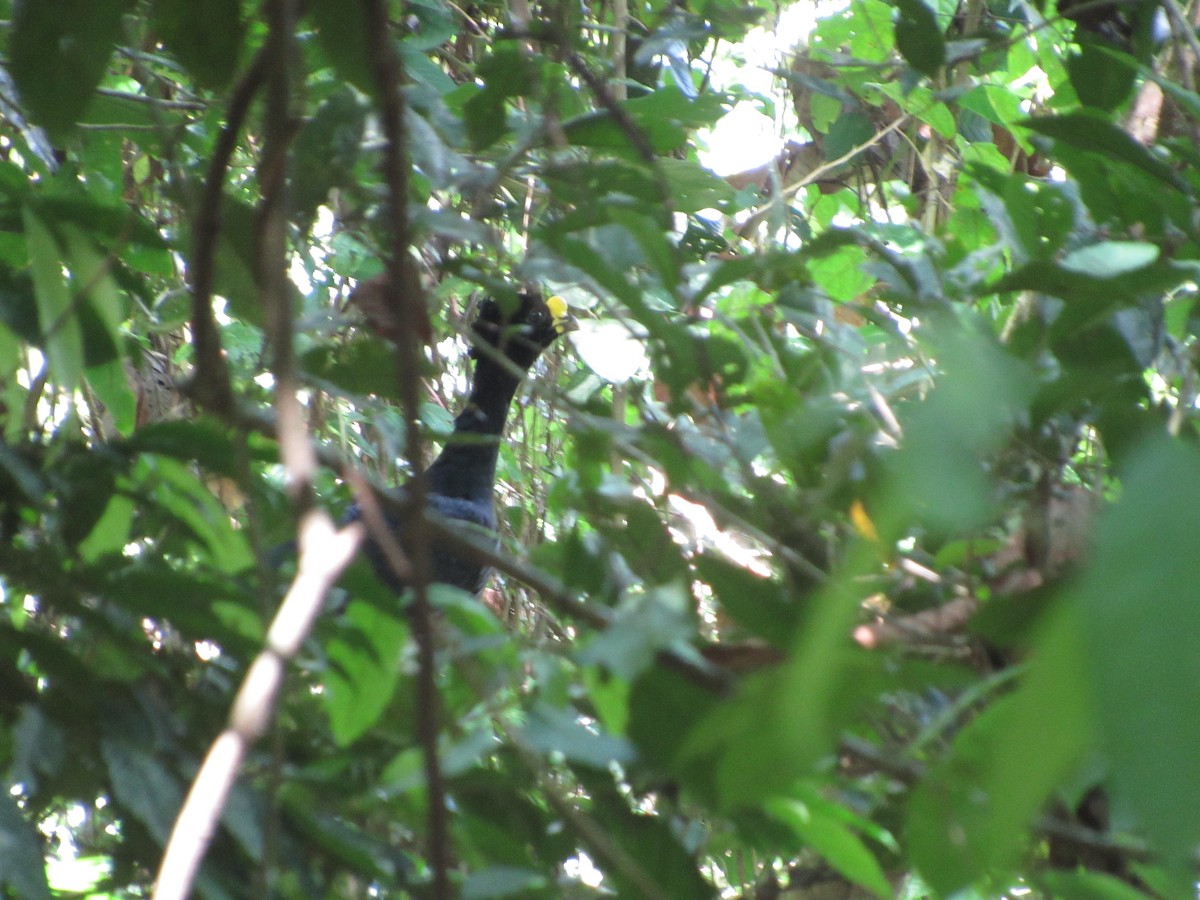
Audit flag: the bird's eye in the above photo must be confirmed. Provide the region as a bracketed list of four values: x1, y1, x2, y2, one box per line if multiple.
[528, 308, 548, 327]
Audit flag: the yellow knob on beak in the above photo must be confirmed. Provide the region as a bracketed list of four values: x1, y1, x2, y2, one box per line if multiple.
[547, 295, 578, 334]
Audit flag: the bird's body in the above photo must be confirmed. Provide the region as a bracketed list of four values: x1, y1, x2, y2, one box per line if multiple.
[358, 291, 573, 595]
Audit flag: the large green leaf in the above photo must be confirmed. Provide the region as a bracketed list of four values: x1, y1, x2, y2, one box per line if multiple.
[1073, 437, 1200, 870]
[563, 88, 726, 157]
[307, 0, 375, 95]
[517, 702, 635, 768]
[1068, 40, 1137, 111]
[22, 206, 84, 390]
[765, 796, 891, 897]
[1022, 112, 1186, 190]
[301, 339, 403, 399]
[101, 737, 184, 844]
[291, 88, 369, 230]
[894, 0, 946, 77]
[150, 0, 244, 89]
[324, 601, 409, 746]
[463, 44, 538, 150]
[0, 793, 50, 900]
[660, 158, 736, 212]
[907, 608, 1090, 894]
[9, 0, 128, 139]
[140, 455, 254, 574]
[886, 332, 1037, 539]
[1060, 240, 1159, 277]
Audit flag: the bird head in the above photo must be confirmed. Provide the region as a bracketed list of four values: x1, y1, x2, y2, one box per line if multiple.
[469, 290, 576, 368]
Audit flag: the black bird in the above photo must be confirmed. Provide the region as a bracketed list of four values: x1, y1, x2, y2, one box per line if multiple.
[358, 290, 574, 596]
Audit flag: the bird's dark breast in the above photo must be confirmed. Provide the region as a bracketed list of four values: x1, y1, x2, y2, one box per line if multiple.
[351, 494, 498, 597]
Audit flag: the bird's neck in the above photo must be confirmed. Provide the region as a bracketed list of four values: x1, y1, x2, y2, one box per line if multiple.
[425, 355, 525, 500]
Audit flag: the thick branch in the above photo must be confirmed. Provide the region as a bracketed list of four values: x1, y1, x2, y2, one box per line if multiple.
[153, 514, 363, 900]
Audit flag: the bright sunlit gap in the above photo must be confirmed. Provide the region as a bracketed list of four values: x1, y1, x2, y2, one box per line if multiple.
[698, 2, 846, 177]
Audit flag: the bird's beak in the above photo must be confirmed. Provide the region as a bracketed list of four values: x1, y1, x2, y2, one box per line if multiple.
[548, 295, 578, 334]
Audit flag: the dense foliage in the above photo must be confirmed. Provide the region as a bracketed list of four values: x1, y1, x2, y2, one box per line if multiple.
[2, 0, 1199, 896]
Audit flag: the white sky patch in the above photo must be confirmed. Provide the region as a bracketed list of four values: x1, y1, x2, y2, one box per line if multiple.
[568, 319, 650, 384]
[701, 103, 781, 176]
[289, 205, 336, 296]
[699, 1, 846, 176]
[563, 852, 604, 888]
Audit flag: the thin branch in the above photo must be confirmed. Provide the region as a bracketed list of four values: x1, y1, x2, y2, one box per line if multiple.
[345, 468, 414, 586]
[411, 506, 734, 694]
[360, 1, 452, 894]
[95, 86, 207, 110]
[187, 44, 270, 416]
[1161, 0, 1200, 91]
[736, 112, 914, 239]
[610, 0, 629, 102]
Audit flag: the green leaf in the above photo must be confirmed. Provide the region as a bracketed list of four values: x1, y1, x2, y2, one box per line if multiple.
[141, 455, 254, 574]
[966, 168, 1077, 262]
[1022, 112, 1187, 190]
[212, 198, 263, 326]
[563, 88, 726, 157]
[292, 88, 369, 229]
[823, 110, 875, 163]
[894, 0, 946, 77]
[324, 601, 409, 746]
[10, 705, 66, 792]
[1068, 41, 1136, 111]
[579, 769, 717, 898]
[807, 245, 873, 301]
[0, 269, 40, 345]
[463, 45, 537, 150]
[128, 419, 253, 476]
[307, 0, 375, 95]
[77, 493, 136, 561]
[989, 258, 1196, 306]
[517, 702, 635, 768]
[0, 793, 51, 900]
[1074, 437, 1200, 867]
[10, 0, 128, 139]
[907, 607, 1090, 894]
[0, 442, 47, 502]
[462, 867, 548, 899]
[607, 205, 679, 289]
[694, 554, 800, 645]
[60, 224, 137, 431]
[404, 0, 459, 52]
[23, 205, 84, 389]
[85, 360, 135, 435]
[886, 333, 1036, 539]
[151, 0, 244, 88]
[1060, 240, 1159, 277]
[539, 231, 643, 307]
[544, 160, 662, 207]
[301, 339, 402, 399]
[101, 738, 184, 843]
[577, 582, 694, 679]
[660, 157, 736, 212]
[765, 797, 891, 897]
[1036, 870, 1151, 900]
[104, 563, 260, 649]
